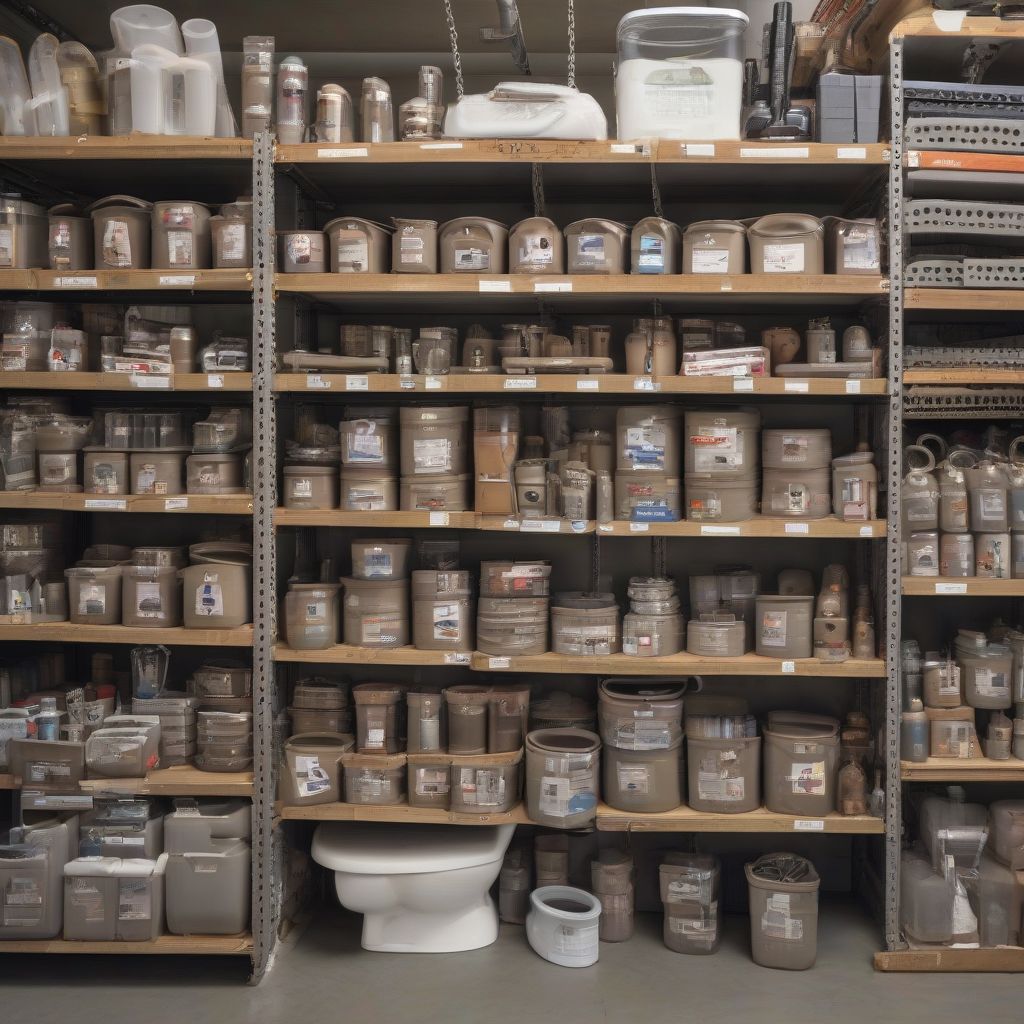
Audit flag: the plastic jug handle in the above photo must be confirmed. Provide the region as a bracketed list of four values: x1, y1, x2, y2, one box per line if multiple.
[904, 444, 935, 474]
[1010, 436, 1024, 464]
[916, 433, 947, 461]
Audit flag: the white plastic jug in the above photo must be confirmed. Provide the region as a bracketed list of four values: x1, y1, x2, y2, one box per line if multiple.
[27, 34, 69, 136]
[902, 445, 939, 532]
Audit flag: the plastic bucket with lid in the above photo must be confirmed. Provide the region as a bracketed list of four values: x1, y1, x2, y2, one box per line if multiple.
[284, 465, 337, 509]
[130, 452, 185, 496]
[339, 467, 397, 511]
[151, 201, 212, 270]
[341, 577, 408, 648]
[509, 216, 565, 275]
[210, 214, 251, 269]
[122, 564, 181, 627]
[407, 753, 452, 808]
[187, 454, 244, 495]
[324, 216, 391, 273]
[352, 683, 404, 754]
[342, 752, 406, 805]
[602, 741, 683, 812]
[88, 195, 152, 269]
[66, 564, 123, 624]
[182, 543, 252, 629]
[444, 685, 491, 755]
[439, 216, 508, 274]
[755, 595, 813, 658]
[47, 204, 92, 271]
[407, 691, 446, 754]
[685, 477, 758, 522]
[400, 406, 470, 477]
[339, 417, 396, 468]
[598, 679, 687, 750]
[565, 218, 628, 274]
[762, 712, 839, 816]
[551, 595, 621, 656]
[280, 732, 353, 805]
[400, 474, 470, 512]
[685, 409, 760, 481]
[686, 733, 761, 813]
[392, 217, 438, 274]
[746, 853, 820, 970]
[525, 728, 601, 828]
[448, 749, 521, 813]
[351, 538, 412, 581]
[284, 583, 340, 650]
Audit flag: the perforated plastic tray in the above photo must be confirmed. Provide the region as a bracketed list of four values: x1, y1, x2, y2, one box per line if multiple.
[905, 118, 1024, 154]
[905, 256, 964, 287]
[905, 200, 1024, 241]
[905, 255, 1024, 288]
[904, 386, 1024, 419]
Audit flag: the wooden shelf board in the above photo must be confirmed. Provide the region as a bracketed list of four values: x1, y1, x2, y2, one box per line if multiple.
[900, 758, 1024, 783]
[902, 577, 1024, 597]
[0, 774, 15, 790]
[77, 766, 253, 797]
[0, 622, 254, 646]
[893, 13, 1024, 41]
[0, 493, 253, 515]
[275, 139, 889, 167]
[904, 370, 1024, 385]
[0, 372, 252, 392]
[0, 269, 252, 292]
[596, 804, 884, 833]
[274, 645, 884, 677]
[277, 802, 531, 825]
[272, 372, 885, 397]
[275, 273, 888, 305]
[905, 289, 1024, 311]
[874, 946, 1024, 973]
[0, 136, 253, 160]
[274, 509, 884, 539]
[0, 934, 253, 956]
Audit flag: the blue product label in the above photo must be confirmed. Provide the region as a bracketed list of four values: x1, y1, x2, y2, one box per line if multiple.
[568, 790, 598, 814]
[631, 504, 680, 523]
[636, 234, 665, 273]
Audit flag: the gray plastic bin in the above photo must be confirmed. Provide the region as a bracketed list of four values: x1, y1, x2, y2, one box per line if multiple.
[746, 853, 820, 970]
[165, 839, 250, 935]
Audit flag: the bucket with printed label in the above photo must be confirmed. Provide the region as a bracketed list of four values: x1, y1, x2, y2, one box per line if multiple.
[745, 853, 820, 970]
[280, 732, 353, 806]
[525, 728, 600, 829]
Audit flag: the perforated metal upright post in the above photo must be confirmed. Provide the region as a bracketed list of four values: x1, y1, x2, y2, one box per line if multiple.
[884, 39, 906, 953]
[250, 129, 279, 982]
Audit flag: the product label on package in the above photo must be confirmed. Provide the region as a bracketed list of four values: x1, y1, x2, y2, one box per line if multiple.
[763, 893, 803, 940]
[360, 612, 401, 644]
[0, 226, 12, 267]
[291, 478, 313, 499]
[102, 219, 133, 268]
[691, 248, 731, 274]
[624, 425, 667, 470]
[517, 236, 554, 267]
[574, 233, 606, 268]
[432, 602, 462, 642]
[220, 224, 246, 263]
[616, 764, 650, 796]
[287, 234, 313, 265]
[644, 72, 713, 120]
[780, 435, 809, 463]
[363, 551, 393, 578]
[459, 767, 505, 807]
[166, 230, 194, 266]
[134, 581, 164, 619]
[413, 437, 451, 473]
[70, 878, 105, 922]
[788, 761, 826, 796]
[841, 227, 879, 272]
[196, 575, 224, 617]
[118, 878, 153, 921]
[453, 247, 490, 271]
[698, 756, 745, 802]
[690, 424, 742, 471]
[294, 754, 331, 797]
[762, 242, 805, 273]
[760, 611, 788, 647]
[637, 234, 664, 272]
[400, 233, 424, 265]
[973, 667, 1009, 698]
[346, 432, 385, 463]
[335, 232, 369, 272]
[415, 768, 449, 797]
[78, 584, 106, 617]
[554, 922, 600, 958]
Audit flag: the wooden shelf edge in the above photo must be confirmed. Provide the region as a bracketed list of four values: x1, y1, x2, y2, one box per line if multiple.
[0, 269, 253, 292]
[77, 767, 253, 797]
[905, 288, 1024, 312]
[904, 370, 1024, 385]
[902, 577, 1024, 597]
[0, 135, 253, 160]
[0, 493, 253, 514]
[892, 12, 1024, 42]
[0, 623, 254, 646]
[0, 372, 253, 392]
[277, 802, 532, 825]
[0, 934, 253, 955]
[874, 946, 1024, 972]
[900, 758, 1024, 782]
[596, 805, 884, 833]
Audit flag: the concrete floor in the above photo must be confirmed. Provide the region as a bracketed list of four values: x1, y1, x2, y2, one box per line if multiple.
[3, 902, 1023, 1024]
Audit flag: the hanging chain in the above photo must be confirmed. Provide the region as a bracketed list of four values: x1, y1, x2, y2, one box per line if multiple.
[532, 164, 546, 217]
[567, 0, 576, 89]
[442, 0, 465, 99]
[650, 163, 664, 218]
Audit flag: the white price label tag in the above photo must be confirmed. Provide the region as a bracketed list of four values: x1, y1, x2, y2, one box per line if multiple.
[345, 374, 369, 391]
[444, 652, 470, 664]
[57, 275, 97, 288]
[502, 518, 520, 530]
[504, 377, 537, 390]
[860, 525, 875, 537]
[521, 519, 561, 533]
[488, 657, 511, 669]
[629, 522, 649, 532]
[845, 379, 861, 394]
[576, 379, 599, 391]
[420, 142, 463, 150]
[784, 380, 809, 393]
[935, 582, 968, 594]
[740, 146, 809, 159]
[428, 512, 449, 527]
[84, 499, 126, 511]
[478, 279, 511, 293]
[837, 147, 868, 160]
[701, 524, 740, 536]
[907, 151, 921, 168]
[305, 374, 331, 390]
[733, 377, 754, 392]
[794, 819, 825, 831]
[164, 498, 189, 510]
[399, 376, 416, 389]
[610, 142, 649, 155]
[785, 522, 809, 535]
[598, 523, 614, 532]
[932, 9, 966, 31]
[130, 374, 171, 389]
[719, 280, 733, 291]
[158, 274, 195, 287]
[317, 147, 368, 158]
[781, 661, 796, 674]
[424, 376, 443, 390]
[684, 143, 715, 157]
[633, 377, 659, 392]
[534, 281, 573, 293]
[207, 374, 224, 388]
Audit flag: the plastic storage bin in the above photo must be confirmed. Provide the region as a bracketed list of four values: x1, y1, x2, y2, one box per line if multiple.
[746, 852, 820, 970]
[165, 839, 250, 935]
[762, 712, 839, 816]
[525, 728, 601, 829]
[660, 854, 721, 954]
[280, 733, 353, 806]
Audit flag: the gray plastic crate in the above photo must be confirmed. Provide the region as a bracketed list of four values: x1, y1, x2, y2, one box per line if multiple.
[906, 118, 1024, 154]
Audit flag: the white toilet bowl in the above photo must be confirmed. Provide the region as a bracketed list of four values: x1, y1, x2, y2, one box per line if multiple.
[312, 821, 516, 953]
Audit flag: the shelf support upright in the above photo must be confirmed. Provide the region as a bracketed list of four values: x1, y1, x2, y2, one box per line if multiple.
[250, 129, 279, 982]
[884, 37, 906, 953]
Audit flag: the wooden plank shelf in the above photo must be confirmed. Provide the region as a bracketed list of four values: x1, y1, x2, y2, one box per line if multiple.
[275, 273, 889, 307]
[596, 804, 884, 834]
[0, 493, 253, 515]
[274, 508, 884, 539]
[874, 946, 1024, 973]
[893, 12, 1024, 41]
[0, 934, 253, 956]
[277, 802, 531, 825]
[902, 577, 1024, 597]
[76, 766, 253, 797]
[0, 774, 15, 790]
[905, 289, 1024, 312]
[0, 136, 253, 160]
[901, 758, 1024, 783]
[904, 370, 1024, 385]
[0, 372, 252, 392]
[273, 644, 885, 677]
[0, 269, 252, 292]
[0, 622, 254, 646]
[272, 371, 886, 397]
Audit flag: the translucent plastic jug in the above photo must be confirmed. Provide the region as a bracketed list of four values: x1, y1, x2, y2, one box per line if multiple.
[938, 452, 970, 533]
[181, 19, 237, 137]
[902, 446, 939, 532]
[967, 457, 1009, 533]
[27, 33, 69, 136]
[0, 36, 33, 135]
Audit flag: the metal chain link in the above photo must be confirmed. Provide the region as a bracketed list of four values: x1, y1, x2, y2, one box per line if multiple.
[650, 163, 664, 218]
[442, 0, 465, 99]
[567, 0, 576, 89]
[532, 164, 546, 217]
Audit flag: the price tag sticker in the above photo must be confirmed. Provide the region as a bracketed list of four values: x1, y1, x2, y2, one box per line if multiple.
[504, 377, 537, 390]
[610, 142, 650, 155]
[502, 518, 520, 531]
[733, 377, 754, 392]
[57, 275, 97, 288]
[84, 499, 126, 511]
[345, 375, 369, 391]
[684, 143, 715, 157]
[719, 280, 733, 291]
[420, 142, 463, 150]
[428, 512, 449, 527]
[521, 519, 561, 533]
[784, 380, 809, 393]
[781, 660, 796, 674]
[399, 376, 416, 390]
[164, 498, 189, 510]
[598, 523, 614, 533]
[159, 274, 195, 287]
[907, 151, 921, 168]
[837, 147, 868, 160]
[534, 281, 572, 293]
[860, 525, 875, 537]
[444, 652, 470, 665]
[935, 582, 967, 595]
[130, 374, 171, 389]
[306, 374, 331, 390]
[479, 279, 511, 293]
[701, 524, 740, 536]
[794, 819, 825, 831]
[207, 374, 224, 388]
[424, 376, 444, 390]
[488, 657, 511, 670]
[629, 522, 649, 532]
[740, 146, 809, 159]
[633, 377, 660, 392]
[317, 147, 368, 158]
[785, 522, 809, 535]
[845, 379, 861, 394]
[576, 379, 599, 391]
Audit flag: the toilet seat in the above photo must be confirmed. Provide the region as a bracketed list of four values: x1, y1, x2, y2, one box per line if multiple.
[312, 821, 511, 874]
